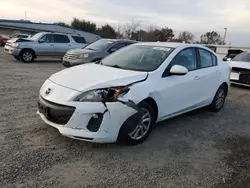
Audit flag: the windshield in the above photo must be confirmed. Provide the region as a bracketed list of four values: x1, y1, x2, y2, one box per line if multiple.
[101, 45, 174, 71]
[29, 33, 44, 41]
[84, 39, 114, 50]
[232, 53, 250, 62]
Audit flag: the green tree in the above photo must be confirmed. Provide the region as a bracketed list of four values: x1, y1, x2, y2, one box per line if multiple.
[71, 18, 97, 33]
[97, 24, 117, 39]
[54, 22, 70, 27]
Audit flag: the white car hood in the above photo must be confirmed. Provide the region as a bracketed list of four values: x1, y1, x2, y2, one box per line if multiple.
[228, 61, 250, 70]
[49, 64, 147, 91]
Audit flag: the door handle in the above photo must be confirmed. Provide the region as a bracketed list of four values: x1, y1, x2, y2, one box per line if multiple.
[194, 76, 200, 80]
[50, 44, 54, 46]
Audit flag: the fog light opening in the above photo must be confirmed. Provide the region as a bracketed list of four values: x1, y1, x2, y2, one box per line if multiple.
[87, 113, 103, 132]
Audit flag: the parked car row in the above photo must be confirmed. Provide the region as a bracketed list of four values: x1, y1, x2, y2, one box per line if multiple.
[4, 32, 88, 62]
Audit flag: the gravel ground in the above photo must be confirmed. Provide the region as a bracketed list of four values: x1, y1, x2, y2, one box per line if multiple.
[0, 49, 250, 188]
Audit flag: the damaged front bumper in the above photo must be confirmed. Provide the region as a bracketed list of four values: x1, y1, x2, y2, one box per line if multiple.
[37, 96, 137, 143]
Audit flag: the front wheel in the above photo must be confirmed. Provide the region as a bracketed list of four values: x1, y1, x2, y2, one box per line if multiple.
[208, 85, 227, 112]
[20, 50, 35, 63]
[118, 101, 155, 145]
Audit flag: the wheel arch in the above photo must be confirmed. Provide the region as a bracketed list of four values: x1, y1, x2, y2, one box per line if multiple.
[20, 48, 36, 58]
[221, 82, 229, 95]
[140, 97, 159, 122]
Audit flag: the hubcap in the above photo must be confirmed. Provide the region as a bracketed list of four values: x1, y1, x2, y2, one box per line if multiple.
[129, 108, 151, 140]
[215, 88, 225, 109]
[23, 52, 32, 61]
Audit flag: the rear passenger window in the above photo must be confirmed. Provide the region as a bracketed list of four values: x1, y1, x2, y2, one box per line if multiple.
[198, 49, 213, 68]
[72, 36, 86, 43]
[170, 48, 197, 71]
[54, 35, 70, 43]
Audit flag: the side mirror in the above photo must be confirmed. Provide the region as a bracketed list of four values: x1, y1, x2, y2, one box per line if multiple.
[109, 48, 117, 53]
[38, 39, 45, 43]
[223, 57, 231, 61]
[169, 65, 188, 76]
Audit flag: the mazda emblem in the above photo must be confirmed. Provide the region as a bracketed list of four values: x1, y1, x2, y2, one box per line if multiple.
[45, 88, 51, 95]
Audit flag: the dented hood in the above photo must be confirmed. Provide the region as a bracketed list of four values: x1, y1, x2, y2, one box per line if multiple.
[49, 64, 147, 92]
[7, 38, 32, 43]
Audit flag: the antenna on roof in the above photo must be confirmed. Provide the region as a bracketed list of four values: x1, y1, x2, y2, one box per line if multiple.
[25, 12, 27, 20]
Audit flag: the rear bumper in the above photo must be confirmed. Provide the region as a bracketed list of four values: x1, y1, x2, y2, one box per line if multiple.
[230, 81, 250, 87]
[230, 70, 250, 86]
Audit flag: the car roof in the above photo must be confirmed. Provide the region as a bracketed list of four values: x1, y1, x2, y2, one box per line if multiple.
[100, 38, 137, 43]
[134, 42, 207, 48]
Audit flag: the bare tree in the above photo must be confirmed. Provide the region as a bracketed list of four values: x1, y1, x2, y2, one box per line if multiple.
[178, 31, 195, 43]
[122, 19, 141, 39]
[200, 31, 225, 45]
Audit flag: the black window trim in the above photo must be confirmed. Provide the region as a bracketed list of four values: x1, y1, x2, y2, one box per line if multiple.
[40, 34, 54, 43]
[71, 35, 86, 44]
[162, 47, 199, 78]
[196, 47, 218, 69]
[106, 41, 128, 53]
[54, 34, 70, 43]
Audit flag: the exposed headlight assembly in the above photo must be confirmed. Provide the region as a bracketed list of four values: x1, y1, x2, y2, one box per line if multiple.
[79, 53, 89, 58]
[74, 86, 130, 102]
[12, 43, 19, 48]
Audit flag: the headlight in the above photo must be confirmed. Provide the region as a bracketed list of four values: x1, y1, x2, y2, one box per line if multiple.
[12, 43, 19, 48]
[74, 86, 130, 102]
[79, 54, 89, 58]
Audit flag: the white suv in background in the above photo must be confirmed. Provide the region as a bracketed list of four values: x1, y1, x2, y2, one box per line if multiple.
[4, 32, 88, 63]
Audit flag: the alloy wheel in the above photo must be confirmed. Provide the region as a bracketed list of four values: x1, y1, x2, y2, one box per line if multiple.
[129, 108, 151, 140]
[23, 52, 33, 62]
[215, 88, 225, 109]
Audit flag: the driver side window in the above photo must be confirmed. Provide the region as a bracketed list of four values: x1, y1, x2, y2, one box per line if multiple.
[170, 48, 197, 71]
[39, 34, 54, 43]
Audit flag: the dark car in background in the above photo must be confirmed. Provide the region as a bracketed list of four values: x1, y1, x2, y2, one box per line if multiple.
[62, 39, 137, 67]
[0, 34, 10, 46]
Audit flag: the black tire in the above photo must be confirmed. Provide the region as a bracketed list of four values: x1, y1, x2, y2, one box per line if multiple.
[118, 101, 156, 145]
[14, 56, 20, 61]
[208, 85, 227, 112]
[20, 49, 35, 63]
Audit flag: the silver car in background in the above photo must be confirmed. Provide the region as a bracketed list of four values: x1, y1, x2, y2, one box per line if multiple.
[227, 52, 250, 86]
[4, 32, 88, 63]
[62, 39, 137, 67]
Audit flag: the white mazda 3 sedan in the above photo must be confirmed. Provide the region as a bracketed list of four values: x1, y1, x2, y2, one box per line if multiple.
[37, 42, 230, 145]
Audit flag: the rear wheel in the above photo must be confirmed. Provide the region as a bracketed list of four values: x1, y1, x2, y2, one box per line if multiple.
[20, 49, 35, 63]
[14, 56, 20, 61]
[118, 101, 155, 145]
[208, 85, 227, 112]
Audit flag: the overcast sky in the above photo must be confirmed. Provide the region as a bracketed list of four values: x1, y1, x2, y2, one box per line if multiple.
[1, 0, 250, 46]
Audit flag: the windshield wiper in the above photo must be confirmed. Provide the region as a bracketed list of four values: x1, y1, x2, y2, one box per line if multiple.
[85, 47, 94, 50]
[95, 60, 103, 65]
[106, 65, 124, 69]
